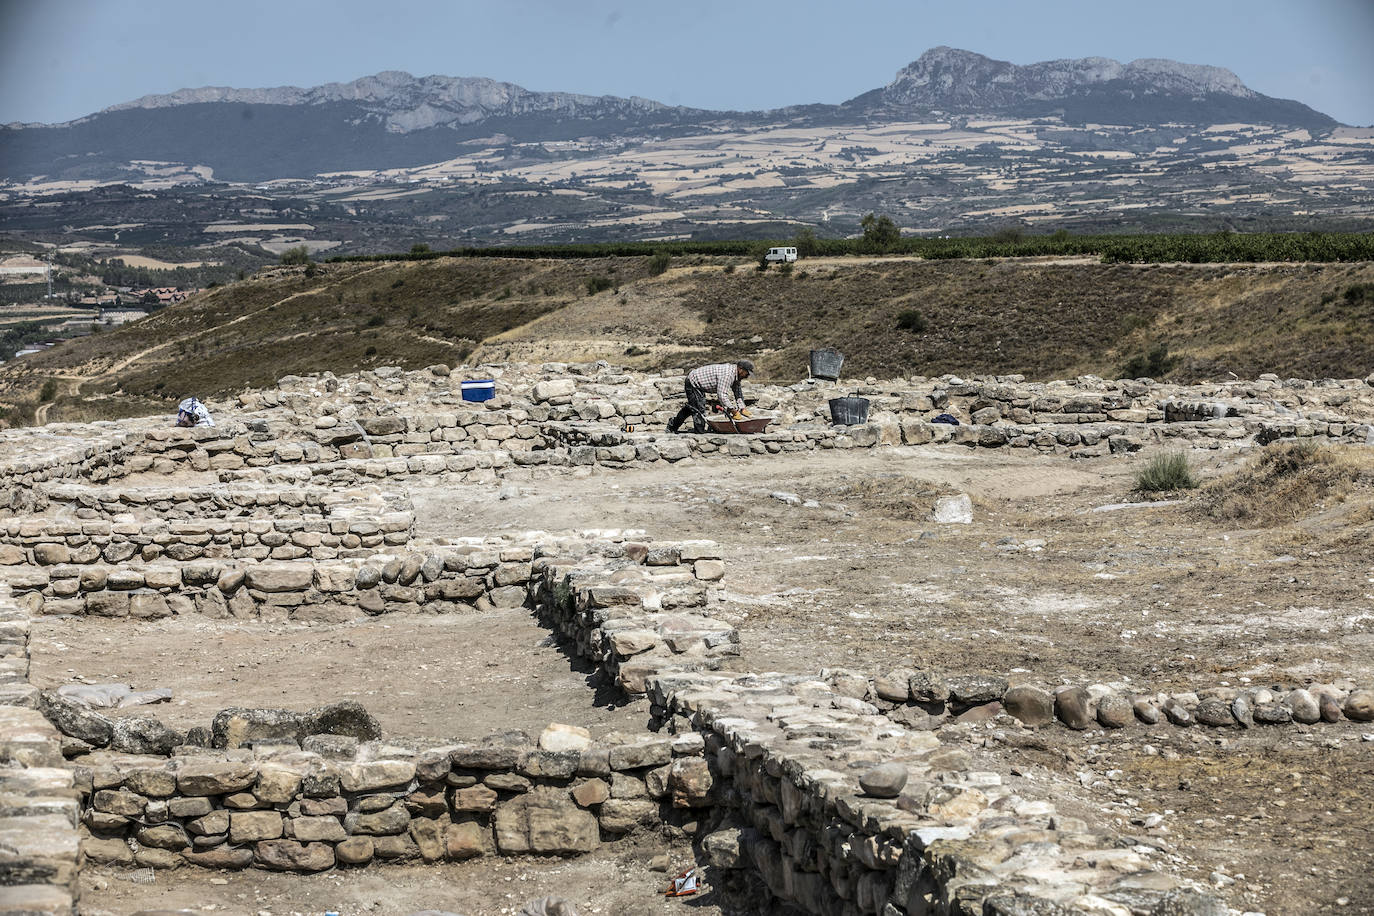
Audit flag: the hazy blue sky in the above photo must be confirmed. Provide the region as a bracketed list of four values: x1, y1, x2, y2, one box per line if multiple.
[2, 0, 1372, 126]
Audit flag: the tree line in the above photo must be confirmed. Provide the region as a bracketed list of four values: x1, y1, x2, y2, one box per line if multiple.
[324, 223, 1374, 265]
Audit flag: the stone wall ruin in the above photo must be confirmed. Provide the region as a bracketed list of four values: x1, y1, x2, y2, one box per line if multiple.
[5, 361, 1374, 915]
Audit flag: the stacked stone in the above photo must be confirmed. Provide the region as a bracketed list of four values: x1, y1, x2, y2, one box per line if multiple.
[8, 535, 724, 627]
[219, 448, 554, 488]
[529, 540, 733, 695]
[842, 669, 1374, 732]
[0, 512, 415, 568]
[72, 725, 709, 874]
[0, 592, 82, 916]
[40, 482, 405, 522]
[647, 670, 1225, 916]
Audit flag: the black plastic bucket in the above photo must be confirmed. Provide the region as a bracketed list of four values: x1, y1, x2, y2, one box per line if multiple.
[809, 348, 844, 381]
[829, 396, 870, 426]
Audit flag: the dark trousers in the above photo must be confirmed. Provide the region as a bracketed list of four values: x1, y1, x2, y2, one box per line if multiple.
[669, 381, 709, 433]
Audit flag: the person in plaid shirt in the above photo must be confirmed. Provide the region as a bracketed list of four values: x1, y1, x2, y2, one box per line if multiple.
[668, 359, 754, 433]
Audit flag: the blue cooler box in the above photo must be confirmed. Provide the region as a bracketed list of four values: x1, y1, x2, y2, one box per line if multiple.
[460, 379, 496, 402]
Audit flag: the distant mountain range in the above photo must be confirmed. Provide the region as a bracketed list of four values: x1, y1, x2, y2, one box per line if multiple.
[0, 47, 1339, 183]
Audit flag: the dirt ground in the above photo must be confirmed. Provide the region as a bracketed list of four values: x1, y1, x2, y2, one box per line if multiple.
[29, 608, 650, 744]
[80, 834, 749, 916]
[33, 442, 1374, 914]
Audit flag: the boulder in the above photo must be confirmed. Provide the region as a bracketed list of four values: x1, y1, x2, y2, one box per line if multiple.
[1344, 689, 1374, 722]
[1002, 686, 1054, 727]
[212, 707, 305, 749]
[946, 674, 1008, 706]
[38, 690, 113, 747]
[1054, 687, 1093, 730]
[304, 700, 382, 741]
[1195, 699, 1235, 727]
[110, 716, 181, 755]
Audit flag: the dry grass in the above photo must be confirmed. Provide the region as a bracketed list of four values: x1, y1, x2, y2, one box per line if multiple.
[1196, 441, 1371, 527]
[4, 256, 1374, 426]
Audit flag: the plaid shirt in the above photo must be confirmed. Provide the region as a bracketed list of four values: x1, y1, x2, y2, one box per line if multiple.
[687, 363, 744, 410]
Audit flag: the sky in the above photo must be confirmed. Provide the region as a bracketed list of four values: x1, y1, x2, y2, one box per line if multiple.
[2, 0, 1372, 126]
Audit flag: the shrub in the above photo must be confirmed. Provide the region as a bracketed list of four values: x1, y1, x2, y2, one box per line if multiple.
[585, 276, 614, 295]
[779, 263, 793, 276]
[1196, 440, 1364, 526]
[366, 314, 385, 328]
[896, 309, 927, 332]
[1134, 452, 1198, 492]
[723, 264, 736, 274]
[39, 379, 58, 402]
[648, 252, 672, 276]
[1120, 342, 1177, 379]
[280, 246, 310, 266]
[1342, 282, 1374, 305]
[624, 345, 650, 356]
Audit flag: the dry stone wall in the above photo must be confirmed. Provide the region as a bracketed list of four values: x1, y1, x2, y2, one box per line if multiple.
[0, 591, 82, 916]
[71, 727, 710, 874]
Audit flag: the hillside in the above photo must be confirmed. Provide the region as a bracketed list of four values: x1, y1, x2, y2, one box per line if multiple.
[3, 253, 1372, 426]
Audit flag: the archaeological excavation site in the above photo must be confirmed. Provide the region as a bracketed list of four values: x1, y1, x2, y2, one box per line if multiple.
[1, 361, 1372, 916]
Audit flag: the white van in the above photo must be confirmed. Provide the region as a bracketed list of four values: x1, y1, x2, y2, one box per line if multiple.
[764, 246, 798, 263]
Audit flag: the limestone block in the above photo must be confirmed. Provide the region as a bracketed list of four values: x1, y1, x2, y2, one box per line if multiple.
[254, 839, 335, 871]
[290, 815, 347, 842]
[176, 760, 257, 796]
[444, 821, 488, 860]
[597, 798, 658, 834]
[335, 836, 374, 865]
[538, 723, 591, 753]
[229, 810, 283, 843]
[245, 565, 312, 592]
[493, 787, 599, 855]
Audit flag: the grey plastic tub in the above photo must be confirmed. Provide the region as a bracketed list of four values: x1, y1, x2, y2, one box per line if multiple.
[828, 396, 870, 425]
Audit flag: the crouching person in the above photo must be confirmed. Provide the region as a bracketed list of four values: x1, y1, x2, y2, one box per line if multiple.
[668, 359, 753, 434]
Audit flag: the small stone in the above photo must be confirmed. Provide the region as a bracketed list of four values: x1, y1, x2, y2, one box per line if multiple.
[1096, 694, 1133, 729]
[1319, 693, 1344, 723]
[1133, 697, 1161, 725]
[335, 836, 374, 865]
[1344, 689, 1374, 722]
[1286, 689, 1321, 724]
[1162, 697, 1194, 727]
[859, 763, 908, 798]
[1055, 687, 1093, 730]
[1232, 694, 1255, 728]
[1253, 703, 1293, 725]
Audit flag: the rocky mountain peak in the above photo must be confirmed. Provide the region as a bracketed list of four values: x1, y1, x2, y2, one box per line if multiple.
[99, 71, 675, 134]
[875, 46, 1257, 111]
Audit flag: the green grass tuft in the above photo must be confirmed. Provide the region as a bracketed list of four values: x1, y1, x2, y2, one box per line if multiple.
[1134, 451, 1198, 492]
